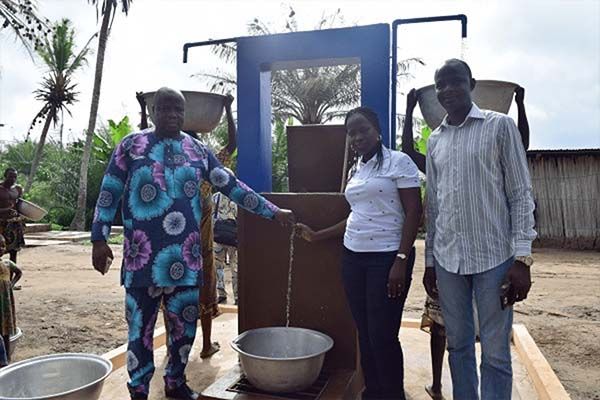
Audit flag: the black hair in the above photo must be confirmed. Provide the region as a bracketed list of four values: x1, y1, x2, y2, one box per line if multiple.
[4, 167, 16, 177]
[344, 107, 385, 180]
[436, 58, 473, 80]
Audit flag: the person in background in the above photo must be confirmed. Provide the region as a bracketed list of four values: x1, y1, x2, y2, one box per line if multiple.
[94, 87, 295, 400]
[213, 181, 238, 306]
[402, 83, 531, 400]
[0, 234, 22, 367]
[0, 168, 26, 265]
[297, 107, 422, 400]
[423, 59, 535, 400]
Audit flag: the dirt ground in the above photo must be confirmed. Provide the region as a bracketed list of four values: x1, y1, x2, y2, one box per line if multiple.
[9, 241, 600, 399]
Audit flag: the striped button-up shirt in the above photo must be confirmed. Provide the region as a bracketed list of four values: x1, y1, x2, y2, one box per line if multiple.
[425, 104, 536, 274]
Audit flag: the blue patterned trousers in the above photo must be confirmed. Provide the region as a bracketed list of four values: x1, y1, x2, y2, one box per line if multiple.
[125, 286, 199, 397]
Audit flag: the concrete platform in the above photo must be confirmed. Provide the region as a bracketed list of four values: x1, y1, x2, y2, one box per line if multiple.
[25, 230, 120, 243]
[100, 313, 565, 400]
[25, 231, 92, 242]
[24, 239, 72, 247]
[23, 223, 51, 234]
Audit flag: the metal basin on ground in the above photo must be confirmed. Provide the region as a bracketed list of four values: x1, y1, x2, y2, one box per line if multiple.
[417, 80, 518, 130]
[231, 327, 334, 393]
[8, 327, 22, 358]
[0, 353, 112, 400]
[143, 90, 226, 133]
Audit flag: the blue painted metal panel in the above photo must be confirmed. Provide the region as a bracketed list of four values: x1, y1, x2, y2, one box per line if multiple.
[237, 24, 390, 192]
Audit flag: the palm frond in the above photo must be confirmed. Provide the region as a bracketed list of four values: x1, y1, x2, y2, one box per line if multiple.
[209, 41, 236, 64]
[0, 0, 51, 57]
[87, 0, 132, 17]
[28, 18, 90, 134]
[198, 7, 423, 125]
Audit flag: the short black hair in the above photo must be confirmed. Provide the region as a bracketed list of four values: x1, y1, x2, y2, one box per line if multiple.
[436, 58, 473, 80]
[4, 167, 16, 177]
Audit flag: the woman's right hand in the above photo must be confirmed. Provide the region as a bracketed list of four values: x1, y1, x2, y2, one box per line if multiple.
[295, 223, 318, 242]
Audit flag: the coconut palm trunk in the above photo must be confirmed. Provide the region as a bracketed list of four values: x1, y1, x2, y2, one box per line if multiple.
[70, 0, 113, 231]
[24, 113, 53, 193]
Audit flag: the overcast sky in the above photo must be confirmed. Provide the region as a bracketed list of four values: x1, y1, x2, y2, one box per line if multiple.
[0, 0, 598, 150]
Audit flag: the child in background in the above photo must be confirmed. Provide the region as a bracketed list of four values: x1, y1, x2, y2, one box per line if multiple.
[0, 234, 22, 367]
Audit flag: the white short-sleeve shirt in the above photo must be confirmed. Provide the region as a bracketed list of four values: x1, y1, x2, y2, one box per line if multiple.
[344, 147, 421, 252]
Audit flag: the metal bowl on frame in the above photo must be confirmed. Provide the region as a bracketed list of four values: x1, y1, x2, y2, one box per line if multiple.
[231, 326, 334, 394]
[417, 80, 518, 130]
[142, 90, 226, 133]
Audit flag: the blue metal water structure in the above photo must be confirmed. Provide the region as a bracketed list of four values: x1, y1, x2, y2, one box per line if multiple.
[182, 15, 467, 192]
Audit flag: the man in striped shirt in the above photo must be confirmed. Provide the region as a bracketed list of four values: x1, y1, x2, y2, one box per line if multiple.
[424, 59, 536, 400]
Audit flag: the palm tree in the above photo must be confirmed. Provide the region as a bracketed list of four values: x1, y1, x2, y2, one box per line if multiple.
[24, 18, 92, 193]
[197, 7, 423, 124]
[70, 0, 131, 231]
[0, 0, 51, 56]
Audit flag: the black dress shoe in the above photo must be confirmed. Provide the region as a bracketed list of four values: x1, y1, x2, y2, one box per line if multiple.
[128, 389, 148, 400]
[165, 383, 200, 400]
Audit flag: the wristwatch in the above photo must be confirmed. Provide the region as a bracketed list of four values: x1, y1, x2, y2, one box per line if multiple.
[515, 255, 534, 267]
[396, 253, 408, 260]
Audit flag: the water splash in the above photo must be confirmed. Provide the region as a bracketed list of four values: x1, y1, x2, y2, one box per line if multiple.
[285, 225, 297, 327]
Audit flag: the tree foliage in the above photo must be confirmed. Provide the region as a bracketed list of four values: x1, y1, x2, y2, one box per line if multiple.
[197, 6, 423, 125]
[71, 0, 133, 230]
[0, 0, 51, 56]
[24, 18, 92, 193]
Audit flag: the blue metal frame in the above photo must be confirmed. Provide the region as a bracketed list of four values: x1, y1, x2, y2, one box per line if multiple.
[182, 16, 468, 192]
[235, 24, 390, 192]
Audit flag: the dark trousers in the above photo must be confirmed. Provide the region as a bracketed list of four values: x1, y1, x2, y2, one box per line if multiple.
[341, 246, 415, 400]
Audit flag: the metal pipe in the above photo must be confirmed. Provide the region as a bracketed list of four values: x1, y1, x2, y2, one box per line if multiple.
[182, 37, 237, 63]
[390, 14, 467, 147]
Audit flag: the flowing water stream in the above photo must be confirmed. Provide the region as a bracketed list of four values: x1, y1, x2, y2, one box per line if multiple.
[460, 37, 469, 61]
[285, 225, 297, 327]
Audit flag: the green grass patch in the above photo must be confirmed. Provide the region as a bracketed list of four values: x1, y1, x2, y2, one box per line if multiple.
[108, 234, 124, 245]
[81, 233, 123, 246]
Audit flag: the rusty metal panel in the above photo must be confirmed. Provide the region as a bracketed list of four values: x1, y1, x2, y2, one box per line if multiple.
[237, 193, 357, 371]
[286, 125, 348, 193]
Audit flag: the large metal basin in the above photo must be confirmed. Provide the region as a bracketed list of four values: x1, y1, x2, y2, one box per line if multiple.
[8, 327, 22, 358]
[231, 327, 334, 393]
[0, 353, 112, 400]
[143, 90, 226, 133]
[417, 80, 518, 130]
[16, 200, 47, 222]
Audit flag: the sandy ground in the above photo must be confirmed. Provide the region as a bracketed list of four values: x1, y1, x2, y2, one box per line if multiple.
[9, 241, 600, 399]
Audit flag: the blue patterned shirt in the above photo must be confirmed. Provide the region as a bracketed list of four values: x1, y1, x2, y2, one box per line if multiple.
[91, 129, 279, 288]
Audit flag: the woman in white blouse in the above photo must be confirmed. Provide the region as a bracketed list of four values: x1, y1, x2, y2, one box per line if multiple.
[297, 107, 422, 400]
